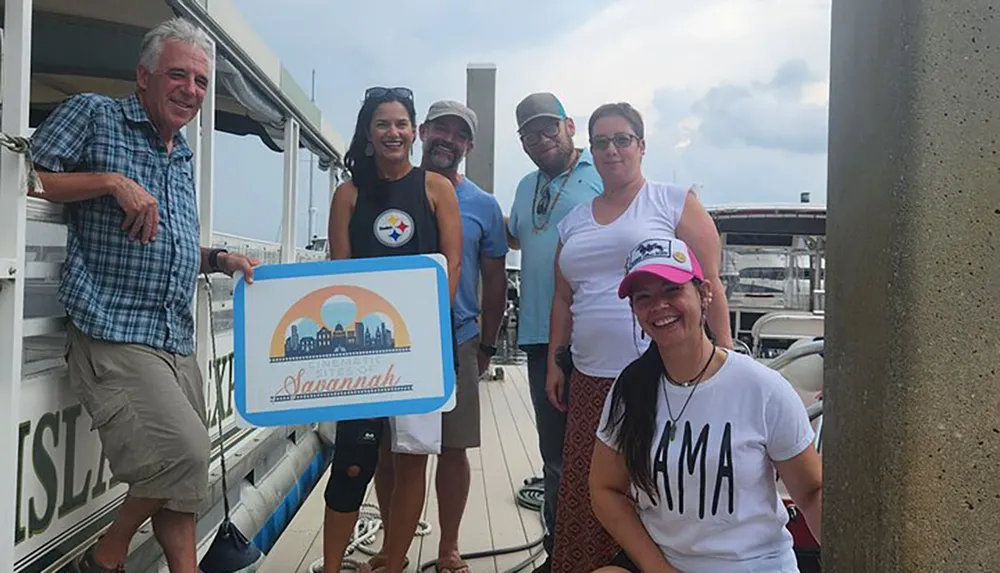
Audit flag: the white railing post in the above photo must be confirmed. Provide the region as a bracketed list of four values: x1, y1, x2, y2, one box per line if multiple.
[280, 119, 300, 263]
[0, 1, 32, 571]
[194, 39, 216, 389]
[186, 95, 201, 198]
[185, 64, 201, 345]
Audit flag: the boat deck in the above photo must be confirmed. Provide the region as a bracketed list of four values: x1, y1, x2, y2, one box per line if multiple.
[259, 362, 546, 573]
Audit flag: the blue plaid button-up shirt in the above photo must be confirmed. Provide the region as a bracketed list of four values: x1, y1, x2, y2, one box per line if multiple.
[31, 92, 202, 355]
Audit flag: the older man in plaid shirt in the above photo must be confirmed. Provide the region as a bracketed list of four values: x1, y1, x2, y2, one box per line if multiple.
[29, 18, 258, 573]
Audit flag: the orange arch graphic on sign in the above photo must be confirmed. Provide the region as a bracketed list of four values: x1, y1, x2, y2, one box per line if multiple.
[269, 285, 411, 360]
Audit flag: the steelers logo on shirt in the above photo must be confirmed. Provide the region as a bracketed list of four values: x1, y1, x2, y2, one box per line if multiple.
[373, 208, 415, 248]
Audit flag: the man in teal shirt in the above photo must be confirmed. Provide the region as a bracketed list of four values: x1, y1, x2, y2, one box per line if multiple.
[505, 92, 603, 571]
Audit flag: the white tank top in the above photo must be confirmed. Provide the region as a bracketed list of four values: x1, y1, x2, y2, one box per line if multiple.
[556, 180, 689, 378]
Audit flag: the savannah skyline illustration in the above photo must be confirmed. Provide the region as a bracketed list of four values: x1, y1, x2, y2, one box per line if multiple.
[269, 285, 412, 363]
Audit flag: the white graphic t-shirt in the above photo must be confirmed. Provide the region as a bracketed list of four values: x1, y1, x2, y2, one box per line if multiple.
[596, 351, 815, 573]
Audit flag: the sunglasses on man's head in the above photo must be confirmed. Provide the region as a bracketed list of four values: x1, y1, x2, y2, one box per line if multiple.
[364, 86, 414, 102]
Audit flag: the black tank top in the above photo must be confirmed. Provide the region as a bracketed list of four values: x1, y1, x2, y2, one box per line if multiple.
[348, 166, 439, 259]
[346, 166, 458, 373]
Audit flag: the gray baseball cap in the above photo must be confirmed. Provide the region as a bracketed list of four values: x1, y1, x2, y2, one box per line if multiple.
[425, 100, 478, 140]
[515, 92, 567, 132]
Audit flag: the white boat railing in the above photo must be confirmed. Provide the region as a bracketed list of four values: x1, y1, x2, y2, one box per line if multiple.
[733, 338, 753, 355]
[812, 289, 826, 313]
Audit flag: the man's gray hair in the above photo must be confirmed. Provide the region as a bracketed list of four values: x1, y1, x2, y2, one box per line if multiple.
[138, 17, 213, 72]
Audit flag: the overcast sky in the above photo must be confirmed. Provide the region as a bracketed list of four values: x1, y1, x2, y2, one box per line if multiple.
[213, 0, 832, 245]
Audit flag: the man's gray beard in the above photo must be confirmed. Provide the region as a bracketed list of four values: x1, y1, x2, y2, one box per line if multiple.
[433, 157, 459, 171]
[428, 146, 460, 172]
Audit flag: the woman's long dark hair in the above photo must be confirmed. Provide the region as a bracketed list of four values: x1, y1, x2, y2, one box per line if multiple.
[603, 341, 664, 501]
[343, 93, 417, 194]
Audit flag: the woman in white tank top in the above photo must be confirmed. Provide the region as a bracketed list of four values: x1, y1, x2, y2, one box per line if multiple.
[546, 103, 735, 573]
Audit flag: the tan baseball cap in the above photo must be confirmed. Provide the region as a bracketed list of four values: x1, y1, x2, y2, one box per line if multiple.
[425, 100, 478, 140]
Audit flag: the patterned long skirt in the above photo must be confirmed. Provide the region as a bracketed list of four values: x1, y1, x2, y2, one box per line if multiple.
[550, 368, 620, 573]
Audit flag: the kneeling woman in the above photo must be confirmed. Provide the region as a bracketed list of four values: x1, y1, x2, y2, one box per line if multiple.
[590, 237, 821, 573]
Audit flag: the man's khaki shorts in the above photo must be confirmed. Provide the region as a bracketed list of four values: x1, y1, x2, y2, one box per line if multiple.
[65, 322, 210, 514]
[441, 337, 482, 449]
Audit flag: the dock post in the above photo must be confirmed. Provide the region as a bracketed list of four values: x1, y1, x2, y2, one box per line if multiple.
[465, 63, 497, 195]
[825, 0, 1000, 569]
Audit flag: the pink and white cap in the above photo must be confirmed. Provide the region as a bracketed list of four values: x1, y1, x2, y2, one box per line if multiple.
[617, 237, 704, 299]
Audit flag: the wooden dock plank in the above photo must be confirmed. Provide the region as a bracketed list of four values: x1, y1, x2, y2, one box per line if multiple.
[495, 368, 543, 476]
[484, 377, 545, 570]
[504, 362, 537, 426]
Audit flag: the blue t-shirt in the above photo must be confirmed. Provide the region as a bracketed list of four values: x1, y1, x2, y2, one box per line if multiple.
[454, 177, 509, 345]
[506, 149, 603, 346]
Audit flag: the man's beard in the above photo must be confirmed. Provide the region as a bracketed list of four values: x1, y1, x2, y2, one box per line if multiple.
[533, 142, 574, 176]
[426, 142, 461, 172]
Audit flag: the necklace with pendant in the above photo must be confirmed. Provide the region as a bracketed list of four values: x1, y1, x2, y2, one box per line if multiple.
[662, 344, 716, 441]
[531, 150, 580, 232]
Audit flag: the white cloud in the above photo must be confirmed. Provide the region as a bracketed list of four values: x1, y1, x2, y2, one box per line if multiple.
[463, 0, 829, 127]
[685, 59, 829, 155]
[439, 0, 832, 210]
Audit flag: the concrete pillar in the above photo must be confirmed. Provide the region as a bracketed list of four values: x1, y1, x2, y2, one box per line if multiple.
[465, 63, 496, 195]
[824, 1, 1000, 570]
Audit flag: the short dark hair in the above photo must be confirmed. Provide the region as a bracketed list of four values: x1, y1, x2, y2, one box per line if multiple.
[588, 102, 645, 140]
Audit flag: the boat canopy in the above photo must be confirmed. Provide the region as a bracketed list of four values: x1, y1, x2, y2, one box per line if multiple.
[1, 0, 346, 170]
[707, 203, 826, 237]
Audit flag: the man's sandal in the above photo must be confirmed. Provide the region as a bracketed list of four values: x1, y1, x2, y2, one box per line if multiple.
[74, 545, 125, 573]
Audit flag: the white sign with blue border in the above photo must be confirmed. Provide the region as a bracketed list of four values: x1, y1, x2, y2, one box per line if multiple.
[232, 253, 456, 426]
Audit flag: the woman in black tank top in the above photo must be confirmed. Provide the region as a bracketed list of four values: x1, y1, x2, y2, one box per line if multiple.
[321, 87, 462, 573]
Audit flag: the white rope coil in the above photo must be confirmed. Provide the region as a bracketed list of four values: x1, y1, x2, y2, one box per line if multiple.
[309, 502, 432, 572]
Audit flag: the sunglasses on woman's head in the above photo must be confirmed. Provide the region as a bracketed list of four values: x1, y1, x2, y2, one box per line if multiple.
[364, 86, 414, 102]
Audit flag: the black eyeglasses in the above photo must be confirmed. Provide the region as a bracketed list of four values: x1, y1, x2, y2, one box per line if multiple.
[591, 133, 640, 150]
[519, 121, 562, 147]
[364, 86, 414, 102]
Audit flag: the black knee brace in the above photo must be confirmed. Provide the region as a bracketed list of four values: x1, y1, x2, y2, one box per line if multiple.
[324, 418, 384, 513]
